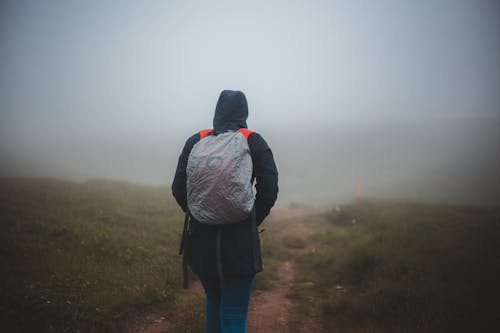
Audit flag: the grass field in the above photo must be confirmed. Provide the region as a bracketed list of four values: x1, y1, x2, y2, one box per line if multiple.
[2, 178, 500, 332]
[0, 178, 204, 332]
[289, 199, 500, 332]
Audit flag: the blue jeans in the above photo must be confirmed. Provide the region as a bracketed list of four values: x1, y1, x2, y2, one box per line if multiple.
[199, 275, 255, 333]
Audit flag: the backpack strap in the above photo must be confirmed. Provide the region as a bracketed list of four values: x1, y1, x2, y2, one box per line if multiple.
[199, 128, 254, 140]
[199, 129, 214, 140]
[236, 128, 255, 140]
[179, 212, 191, 289]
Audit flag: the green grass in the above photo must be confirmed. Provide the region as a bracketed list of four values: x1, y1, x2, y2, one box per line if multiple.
[281, 235, 307, 250]
[5, 178, 499, 332]
[0, 178, 289, 332]
[292, 199, 500, 333]
[253, 220, 291, 291]
[0, 178, 201, 332]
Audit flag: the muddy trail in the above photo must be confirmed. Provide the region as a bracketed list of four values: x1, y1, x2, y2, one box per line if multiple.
[117, 208, 325, 333]
[246, 261, 293, 332]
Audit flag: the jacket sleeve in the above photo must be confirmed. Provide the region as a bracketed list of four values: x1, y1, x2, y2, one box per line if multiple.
[248, 133, 279, 226]
[172, 134, 200, 212]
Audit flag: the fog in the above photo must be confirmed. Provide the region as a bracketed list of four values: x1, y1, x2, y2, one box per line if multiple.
[1, 0, 499, 205]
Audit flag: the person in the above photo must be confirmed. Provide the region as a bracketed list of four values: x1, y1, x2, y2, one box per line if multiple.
[172, 90, 279, 333]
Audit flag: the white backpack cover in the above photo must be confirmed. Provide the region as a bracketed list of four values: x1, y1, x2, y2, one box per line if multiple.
[186, 130, 254, 225]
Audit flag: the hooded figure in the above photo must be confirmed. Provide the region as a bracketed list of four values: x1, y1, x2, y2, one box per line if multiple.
[213, 90, 248, 132]
[172, 90, 278, 332]
[173, 90, 278, 232]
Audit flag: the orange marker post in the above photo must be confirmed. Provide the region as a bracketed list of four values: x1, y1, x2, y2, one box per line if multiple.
[356, 182, 362, 198]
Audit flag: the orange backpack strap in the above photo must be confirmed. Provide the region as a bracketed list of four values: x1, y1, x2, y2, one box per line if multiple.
[199, 129, 213, 140]
[236, 128, 255, 140]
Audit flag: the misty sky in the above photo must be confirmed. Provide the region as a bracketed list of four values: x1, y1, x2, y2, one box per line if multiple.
[1, 0, 499, 204]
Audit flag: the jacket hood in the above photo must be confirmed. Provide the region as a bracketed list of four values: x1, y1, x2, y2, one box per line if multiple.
[213, 90, 248, 132]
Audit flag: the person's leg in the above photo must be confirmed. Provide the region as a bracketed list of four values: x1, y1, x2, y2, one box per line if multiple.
[200, 276, 222, 333]
[220, 275, 255, 333]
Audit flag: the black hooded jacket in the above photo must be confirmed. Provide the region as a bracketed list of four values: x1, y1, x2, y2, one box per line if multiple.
[172, 90, 279, 277]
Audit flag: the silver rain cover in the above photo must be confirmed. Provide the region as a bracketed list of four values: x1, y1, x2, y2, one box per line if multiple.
[186, 131, 254, 225]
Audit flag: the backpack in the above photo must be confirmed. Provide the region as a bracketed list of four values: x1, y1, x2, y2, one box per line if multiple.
[186, 128, 255, 225]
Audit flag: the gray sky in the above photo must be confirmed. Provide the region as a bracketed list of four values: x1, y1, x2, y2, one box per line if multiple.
[1, 0, 499, 204]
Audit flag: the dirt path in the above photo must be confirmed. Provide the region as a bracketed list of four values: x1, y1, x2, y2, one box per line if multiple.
[247, 261, 294, 332]
[118, 209, 326, 333]
[117, 263, 295, 333]
[247, 208, 327, 333]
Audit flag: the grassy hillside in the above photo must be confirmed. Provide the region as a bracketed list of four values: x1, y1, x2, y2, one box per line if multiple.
[289, 199, 500, 332]
[3, 178, 499, 332]
[0, 178, 203, 332]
